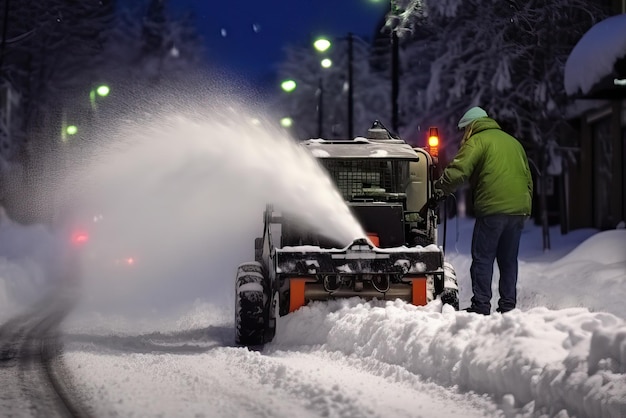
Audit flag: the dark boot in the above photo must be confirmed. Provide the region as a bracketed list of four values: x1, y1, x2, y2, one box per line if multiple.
[463, 306, 489, 315]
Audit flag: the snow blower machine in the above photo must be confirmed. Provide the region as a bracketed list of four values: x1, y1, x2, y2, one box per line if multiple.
[235, 121, 459, 346]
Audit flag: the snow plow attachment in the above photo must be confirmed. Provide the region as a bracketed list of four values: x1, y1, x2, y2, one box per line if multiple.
[276, 238, 443, 276]
[276, 238, 453, 313]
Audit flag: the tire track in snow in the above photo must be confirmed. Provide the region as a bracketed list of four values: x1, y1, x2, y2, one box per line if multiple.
[0, 290, 89, 418]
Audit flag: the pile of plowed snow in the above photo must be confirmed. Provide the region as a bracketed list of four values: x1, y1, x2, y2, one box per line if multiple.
[272, 298, 626, 418]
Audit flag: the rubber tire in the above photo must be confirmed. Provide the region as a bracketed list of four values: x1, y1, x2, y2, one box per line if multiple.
[235, 262, 266, 346]
[441, 261, 459, 310]
[440, 289, 459, 310]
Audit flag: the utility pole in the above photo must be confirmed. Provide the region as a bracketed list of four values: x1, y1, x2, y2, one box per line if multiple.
[391, 31, 399, 132]
[317, 77, 323, 138]
[390, 1, 400, 132]
[348, 33, 354, 138]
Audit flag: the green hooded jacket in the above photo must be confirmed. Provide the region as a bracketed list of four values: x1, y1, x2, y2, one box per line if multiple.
[436, 117, 533, 217]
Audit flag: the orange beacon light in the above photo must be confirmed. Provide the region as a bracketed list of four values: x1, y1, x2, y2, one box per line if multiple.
[428, 127, 439, 158]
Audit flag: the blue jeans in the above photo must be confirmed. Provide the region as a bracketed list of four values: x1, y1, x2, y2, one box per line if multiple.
[470, 215, 525, 314]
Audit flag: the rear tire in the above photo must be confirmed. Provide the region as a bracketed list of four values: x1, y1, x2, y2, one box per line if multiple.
[235, 262, 267, 346]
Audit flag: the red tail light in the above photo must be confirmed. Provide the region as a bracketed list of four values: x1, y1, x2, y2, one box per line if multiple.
[71, 230, 89, 246]
[115, 257, 136, 267]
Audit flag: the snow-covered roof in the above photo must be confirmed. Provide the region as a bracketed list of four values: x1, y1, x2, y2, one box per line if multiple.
[302, 138, 421, 159]
[564, 14, 626, 96]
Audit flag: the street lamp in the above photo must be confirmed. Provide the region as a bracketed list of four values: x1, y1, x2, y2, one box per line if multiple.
[96, 85, 110, 97]
[314, 62, 331, 138]
[313, 37, 331, 53]
[281, 79, 297, 93]
[90, 83, 111, 111]
[61, 123, 78, 142]
[278, 80, 296, 131]
[280, 117, 293, 128]
[312, 37, 334, 135]
[280, 35, 357, 138]
[313, 37, 332, 138]
[313, 34, 355, 138]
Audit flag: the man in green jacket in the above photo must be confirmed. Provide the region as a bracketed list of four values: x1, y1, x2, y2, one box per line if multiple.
[435, 106, 533, 315]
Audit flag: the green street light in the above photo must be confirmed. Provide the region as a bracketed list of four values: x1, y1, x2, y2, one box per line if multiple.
[66, 125, 78, 135]
[280, 117, 293, 128]
[281, 79, 297, 92]
[313, 37, 331, 52]
[90, 84, 110, 111]
[312, 36, 333, 138]
[96, 84, 110, 97]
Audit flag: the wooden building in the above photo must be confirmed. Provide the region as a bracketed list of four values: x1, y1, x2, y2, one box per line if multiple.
[563, 7, 626, 231]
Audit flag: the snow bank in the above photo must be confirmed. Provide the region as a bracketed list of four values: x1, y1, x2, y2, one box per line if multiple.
[518, 230, 626, 317]
[272, 299, 626, 417]
[270, 228, 626, 417]
[551, 229, 626, 266]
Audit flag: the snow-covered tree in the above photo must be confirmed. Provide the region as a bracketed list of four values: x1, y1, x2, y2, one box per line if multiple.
[0, 0, 206, 224]
[102, 1, 205, 86]
[389, 0, 608, 159]
[81, 0, 208, 132]
[0, 0, 114, 155]
[389, 0, 611, 242]
[0, 0, 115, 223]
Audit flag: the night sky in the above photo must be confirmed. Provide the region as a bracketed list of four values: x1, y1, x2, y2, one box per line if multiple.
[169, 0, 389, 89]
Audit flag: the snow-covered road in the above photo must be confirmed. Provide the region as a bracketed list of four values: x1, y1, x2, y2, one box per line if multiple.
[60, 298, 507, 418]
[62, 318, 499, 418]
[0, 297, 76, 418]
[59, 271, 626, 418]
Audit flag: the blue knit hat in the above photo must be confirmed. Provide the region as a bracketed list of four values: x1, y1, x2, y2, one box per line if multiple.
[458, 106, 488, 129]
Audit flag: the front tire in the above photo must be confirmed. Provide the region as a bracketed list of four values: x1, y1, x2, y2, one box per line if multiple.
[441, 261, 459, 310]
[235, 262, 266, 346]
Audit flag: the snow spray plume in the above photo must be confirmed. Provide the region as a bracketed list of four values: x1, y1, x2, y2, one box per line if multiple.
[61, 95, 365, 312]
